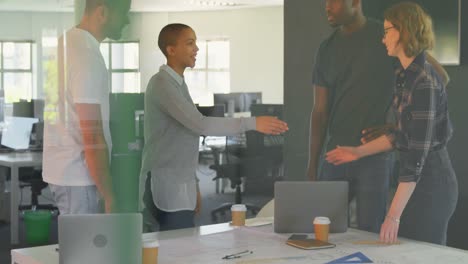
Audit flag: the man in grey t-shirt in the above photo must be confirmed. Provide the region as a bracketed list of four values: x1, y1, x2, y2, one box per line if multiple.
[141, 23, 288, 231]
[307, 0, 395, 233]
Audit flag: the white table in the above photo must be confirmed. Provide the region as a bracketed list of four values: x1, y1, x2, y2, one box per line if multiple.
[0, 152, 42, 244]
[11, 222, 468, 264]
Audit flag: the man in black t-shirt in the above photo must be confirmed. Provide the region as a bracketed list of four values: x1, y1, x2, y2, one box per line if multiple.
[307, 0, 394, 233]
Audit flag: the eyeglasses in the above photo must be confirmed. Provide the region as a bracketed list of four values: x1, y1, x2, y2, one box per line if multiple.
[383, 26, 396, 38]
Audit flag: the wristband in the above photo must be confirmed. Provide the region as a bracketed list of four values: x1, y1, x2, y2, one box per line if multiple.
[386, 215, 400, 224]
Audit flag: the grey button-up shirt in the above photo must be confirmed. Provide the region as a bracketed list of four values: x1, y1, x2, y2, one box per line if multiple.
[139, 65, 256, 211]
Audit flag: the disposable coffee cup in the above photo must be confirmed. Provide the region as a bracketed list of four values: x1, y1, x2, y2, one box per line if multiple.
[231, 204, 247, 226]
[142, 238, 159, 264]
[313, 216, 331, 242]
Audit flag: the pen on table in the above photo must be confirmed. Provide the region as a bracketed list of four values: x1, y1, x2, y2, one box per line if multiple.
[222, 250, 253, 260]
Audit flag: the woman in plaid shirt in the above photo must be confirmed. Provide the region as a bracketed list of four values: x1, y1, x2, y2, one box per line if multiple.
[324, 2, 458, 245]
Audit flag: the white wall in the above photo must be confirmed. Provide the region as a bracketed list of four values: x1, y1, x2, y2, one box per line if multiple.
[168, 7, 284, 104]
[0, 6, 284, 104]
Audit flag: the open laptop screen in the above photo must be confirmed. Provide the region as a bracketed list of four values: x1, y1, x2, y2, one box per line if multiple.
[1, 116, 38, 150]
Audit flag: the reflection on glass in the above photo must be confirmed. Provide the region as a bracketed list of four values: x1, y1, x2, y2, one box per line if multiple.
[112, 72, 141, 93]
[3, 42, 31, 70]
[112, 43, 139, 70]
[4, 72, 33, 103]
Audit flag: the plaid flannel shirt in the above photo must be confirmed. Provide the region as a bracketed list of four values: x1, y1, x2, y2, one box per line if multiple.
[387, 52, 453, 183]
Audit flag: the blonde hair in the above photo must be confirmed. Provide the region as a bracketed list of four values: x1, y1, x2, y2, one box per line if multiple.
[384, 2, 435, 57]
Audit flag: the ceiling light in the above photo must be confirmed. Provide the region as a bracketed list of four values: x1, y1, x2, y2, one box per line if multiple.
[186, 1, 239, 7]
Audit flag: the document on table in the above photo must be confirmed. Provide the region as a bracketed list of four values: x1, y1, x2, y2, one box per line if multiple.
[158, 226, 468, 264]
[245, 217, 274, 227]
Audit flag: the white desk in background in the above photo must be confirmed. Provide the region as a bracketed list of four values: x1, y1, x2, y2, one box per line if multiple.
[0, 151, 42, 244]
[11, 222, 468, 264]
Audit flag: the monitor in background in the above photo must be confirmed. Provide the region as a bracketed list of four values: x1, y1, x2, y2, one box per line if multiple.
[12, 99, 44, 120]
[213, 92, 262, 114]
[12, 100, 45, 149]
[243, 92, 262, 113]
[250, 104, 283, 119]
[196, 104, 225, 117]
[32, 99, 45, 121]
[13, 101, 34, 118]
[197, 105, 226, 146]
[213, 93, 244, 114]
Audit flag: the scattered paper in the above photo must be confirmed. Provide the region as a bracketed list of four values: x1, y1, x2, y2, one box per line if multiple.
[245, 217, 274, 227]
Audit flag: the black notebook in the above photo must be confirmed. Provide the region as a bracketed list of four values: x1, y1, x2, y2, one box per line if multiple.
[286, 234, 336, 250]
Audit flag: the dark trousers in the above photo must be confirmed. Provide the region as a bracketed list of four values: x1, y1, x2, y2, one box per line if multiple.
[399, 147, 458, 245]
[319, 152, 394, 233]
[143, 174, 195, 232]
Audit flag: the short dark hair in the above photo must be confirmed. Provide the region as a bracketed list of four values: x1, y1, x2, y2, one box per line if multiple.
[158, 23, 191, 57]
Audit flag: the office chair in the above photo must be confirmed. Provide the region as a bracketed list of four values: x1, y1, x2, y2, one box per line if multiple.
[18, 168, 57, 212]
[209, 138, 260, 223]
[209, 163, 260, 222]
[242, 104, 284, 196]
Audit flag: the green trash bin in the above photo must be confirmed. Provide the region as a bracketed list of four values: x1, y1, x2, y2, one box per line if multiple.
[23, 210, 52, 245]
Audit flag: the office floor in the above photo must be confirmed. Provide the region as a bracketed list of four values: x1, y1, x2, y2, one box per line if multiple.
[0, 159, 272, 263]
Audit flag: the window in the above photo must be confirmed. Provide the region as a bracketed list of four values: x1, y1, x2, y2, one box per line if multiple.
[185, 39, 230, 106]
[100, 41, 140, 93]
[0, 41, 34, 104]
[42, 31, 59, 123]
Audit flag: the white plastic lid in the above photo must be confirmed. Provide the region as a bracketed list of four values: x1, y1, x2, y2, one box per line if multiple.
[313, 216, 331, 225]
[142, 238, 159, 248]
[231, 204, 247, 211]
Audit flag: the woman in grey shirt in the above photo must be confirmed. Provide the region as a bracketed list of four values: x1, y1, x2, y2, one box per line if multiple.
[140, 23, 288, 231]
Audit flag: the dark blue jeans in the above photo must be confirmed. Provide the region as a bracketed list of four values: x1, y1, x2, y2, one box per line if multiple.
[398, 147, 458, 245]
[143, 173, 195, 232]
[319, 151, 394, 233]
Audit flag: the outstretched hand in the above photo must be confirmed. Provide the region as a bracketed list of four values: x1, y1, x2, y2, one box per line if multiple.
[325, 146, 361, 165]
[255, 116, 288, 135]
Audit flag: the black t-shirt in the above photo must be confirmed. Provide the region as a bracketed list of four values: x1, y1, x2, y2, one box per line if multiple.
[312, 18, 395, 151]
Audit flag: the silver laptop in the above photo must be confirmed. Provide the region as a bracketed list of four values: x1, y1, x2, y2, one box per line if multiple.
[58, 213, 142, 264]
[274, 181, 348, 233]
[1, 116, 38, 150]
